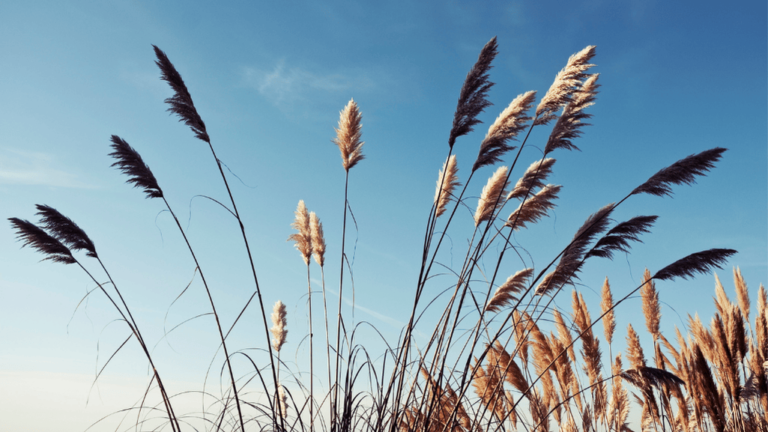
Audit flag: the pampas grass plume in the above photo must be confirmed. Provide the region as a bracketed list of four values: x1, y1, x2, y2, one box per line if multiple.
[310, 212, 326, 267]
[434, 155, 460, 218]
[271, 300, 288, 352]
[334, 99, 364, 171]
[474, 166, 509, 226]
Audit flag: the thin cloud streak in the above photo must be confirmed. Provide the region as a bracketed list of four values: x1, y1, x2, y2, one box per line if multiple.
[0, 149, 94, 189]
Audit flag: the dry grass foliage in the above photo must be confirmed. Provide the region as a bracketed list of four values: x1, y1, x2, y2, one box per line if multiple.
[10, 39, 754, 432]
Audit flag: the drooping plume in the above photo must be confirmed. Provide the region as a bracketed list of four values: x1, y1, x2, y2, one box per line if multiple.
[653, 248, 737, 281]
[543, 73, 600, 154]
[9, 218, 76, 264]
[535, 46, 597, 125]
[310, 212, 326, 267]
[288, 200, 312, 265]
[631, 148, 727, 197]
[473, 91, 536, 172]
[506, 184, 561, 231]
[270, 300, 288, 352]
[333, 99, 365, 171]
[448, 37, 498, 148]
[485, 268, 533, 313]
[108, 135, 164, 199]
[434, 155, 460, 218]
[585, 215, 657, 260]
[35, 205, 97, 258]
[474, 166, 509, 226]
[507, 158, 556, 200]
[153, 45, 210, 143]
[536, 203, 614, 295]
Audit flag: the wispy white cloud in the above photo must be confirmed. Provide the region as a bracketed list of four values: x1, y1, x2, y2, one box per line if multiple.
[242, 60, 378, 109]
[0, 149, 94, 189]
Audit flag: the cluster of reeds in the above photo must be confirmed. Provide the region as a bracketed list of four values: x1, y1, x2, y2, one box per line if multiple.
[10, 39, 754, 432]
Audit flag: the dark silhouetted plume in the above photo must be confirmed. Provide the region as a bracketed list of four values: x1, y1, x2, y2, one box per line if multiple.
[35, 205, 97, 258]
[9, 218, 76, 264]
[109, 135, 164, 199]
[448, 37, 498, 148]
[631, 148, 727, 197]
[653, 248, 737, 281]
[536, 203, 614, 295]
[585, 215, 657, 260]
[153, 45, 210, 143]
[620, 367, 684, 389]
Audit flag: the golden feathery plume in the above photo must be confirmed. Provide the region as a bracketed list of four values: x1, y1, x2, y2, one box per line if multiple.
[270, 300, 288, 352]
[276, 384, 288, 419]
[473, 91, 536, 172]
[553, 308, 576, 362]
[507, 158, 556, 200]
[640, 268, 661, 341]
[625, 323, 646, 369]
[535, 46, 597, 125]
[601, 277, 616, 345]
[733, 267, 750, 323]
[310, 212, 326, 267]
[434, 155, 460, 218]
[474, 166, 509, 226]
[288, 200, 312, 265]
[485, 268, 533, 313]
[713, 273, 732, 317]
[333, 99, 364, 171]
[506, 184, 561, 231]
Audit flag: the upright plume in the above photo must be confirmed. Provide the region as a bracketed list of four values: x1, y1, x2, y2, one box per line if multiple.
[333, 99, 365, 171]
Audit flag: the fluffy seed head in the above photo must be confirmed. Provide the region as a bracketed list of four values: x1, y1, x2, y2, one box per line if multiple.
[434, 155, 460, 218]
[35, 205, 97, 258]
[288, 200, 312, 265]
[506, 184, 561, 231]
[473, 91, 536, 172]
[333, 99, 364, 171]
[507, 158, 556, 200]
[535, 46, 597, 124]
[601, 277, 616, 345]
[270, 301, 288, 352]
[310, 212, 326, 267]
[9, 218, 76, 265]
[474, 166, 509, 226]
[641, 268, 661, 341]
[485, 268, 533, 313]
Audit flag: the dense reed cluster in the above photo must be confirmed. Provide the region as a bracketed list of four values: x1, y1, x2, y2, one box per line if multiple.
[10, 39, 755, 432]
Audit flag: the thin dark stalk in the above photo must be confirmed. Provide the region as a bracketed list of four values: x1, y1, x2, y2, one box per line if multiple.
[306, 263, 315, 432]
[334, 171, 350, 432]
[159, 196, 264, 431]
[319, 266, 333, 421]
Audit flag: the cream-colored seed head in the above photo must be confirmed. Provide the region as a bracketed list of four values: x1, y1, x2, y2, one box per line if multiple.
[309, 212, 326, 267]
[434, 155, 460, 218]
[270, 300, 288, 352]
[333, 99, 364, 171]
[474, 166, 509, 226]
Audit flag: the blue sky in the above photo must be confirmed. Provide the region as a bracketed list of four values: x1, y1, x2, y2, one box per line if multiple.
[0, 1, 765, 430]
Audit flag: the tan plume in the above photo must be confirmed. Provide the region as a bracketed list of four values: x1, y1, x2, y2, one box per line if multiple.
[288, 200, 312, 265]
[601, 277, 616, 345]
[507, 158, 556, 200]
[733, 267, 750, 323]
[473, 91, 536, 171]
[270, 300, 288, 352]
[626, 323, 646, 369]
[543, 73, 600, 154]
[434, 155, 460, 218]
[310, 212, 326, 267]
[640, 268, 661, 341]
[333, 99, 364, 171]
[506, 184, 561, 231]
[535, 45, 597, 125]
[474, 166, 509, 226]
[485, 268, 533, 313]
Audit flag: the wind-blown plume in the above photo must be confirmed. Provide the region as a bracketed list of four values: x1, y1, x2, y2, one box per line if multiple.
[473, 91, 536, 172]
[535, 46, 597, 125]
[733, 267, 750, 323]
[333, 99, 365, 171]
[9, 218, 76, 264]
[485, 268, 533, 313]
[448, 37, 498, 148]
[288, 201, 312, 265]
[601, 277, 616, 345]
[536, 203, 614, 295]
[653, 248, 737, 281]
[506, 184, 561, 231]
[474, 166, 509, 226]
[153, 45, 209, 143]
[631, 148, 727, 197]
[270, 300, 288, 352]
[543, 73, 600, 154]
[620, 367, 684, 389]
[109, 135, 164, 199]
[434, 155, 460, 218]
[507, 158, 556, 200]
[309, 212, 326, 267]
[585, 215, 657, 260]
[626, 324, 646, 369]
[35, 205, 97, 258]
[641, 269, 661, 341]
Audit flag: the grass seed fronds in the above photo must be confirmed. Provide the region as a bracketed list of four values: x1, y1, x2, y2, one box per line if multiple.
[474, 166, 509, 226]
[334, 99, 365, 172]
[434, 155, 460, 218]
[473, 90, 536, 172]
